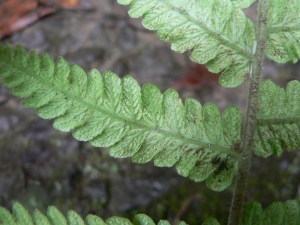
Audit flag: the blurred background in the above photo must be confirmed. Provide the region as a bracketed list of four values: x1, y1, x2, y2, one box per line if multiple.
[0, 0, 300, 224]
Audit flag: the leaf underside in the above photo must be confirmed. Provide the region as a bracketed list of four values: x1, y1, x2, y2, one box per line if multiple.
[255, 79, 300, 157]
[266, 0, 300, 63]
[242, 200, 300, 225]
[117, 0, 256, 88]
[0, 202, 185, 225]
[1, 201, 299, 225]
[0, 44, 242, 191]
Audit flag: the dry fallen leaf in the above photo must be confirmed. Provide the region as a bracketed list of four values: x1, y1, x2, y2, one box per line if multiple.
[170, 64, 220, 90]
[0, 0, 92, 39]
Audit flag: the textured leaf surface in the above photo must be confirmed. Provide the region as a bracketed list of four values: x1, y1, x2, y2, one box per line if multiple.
[0, 203, 187, 225]
[157, 221, 170, 225]
[2, 201, 299, 225]
[47, 206, 67, 225]
[242, 202, 263, 225]
[12, 202, 33, 225]
[255, 79, 300, 157]
[241, 200, 300, 225]
[117, 0, 256, 87]
[0, 206, 15, 225]
[0, 44, 242, 191]
[266, 0, 300, 63]
[202, 217, 220, 225]
[134, 214, 156, 225]
[33, 210, 52, 225]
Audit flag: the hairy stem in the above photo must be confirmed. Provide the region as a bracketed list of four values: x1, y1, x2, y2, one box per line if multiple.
[228, 1, 269, 224]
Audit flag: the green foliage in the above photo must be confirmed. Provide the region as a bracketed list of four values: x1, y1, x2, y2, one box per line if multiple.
[201, 217, 220, 225]
[117, 0, 256, 88]
[1, 43, 300, 193]
[265, 0, 300, 63]
[0, 202, 186, 225]
[0, 44, 242, 191]
[1, 201, 299, 225]
[1, 0, 300, 224]
[242, 200, 300, 225]
[255, 80, 300, 157]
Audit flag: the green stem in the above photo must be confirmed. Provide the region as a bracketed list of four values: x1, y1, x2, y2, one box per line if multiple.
[228, 1, 269, 224]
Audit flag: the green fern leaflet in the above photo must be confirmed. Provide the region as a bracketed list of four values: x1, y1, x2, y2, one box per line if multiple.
[0, 44, 242, 191]
[0, 202, 186, 225]
[242, 200, 300, 225]
[117, 0, 256, 88]
[255, 79, 300, 157]
[1, 201, 299, 225]
[266, 0, 300, 63]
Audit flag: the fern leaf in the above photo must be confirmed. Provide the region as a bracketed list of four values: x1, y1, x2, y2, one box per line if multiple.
[156, 221, 170, 225]
[266, 0, 300, 63]
[0, 206, 16, 225]
[33, 210, 52, 225]
[242, 200, 300, 225]
[242, 201, 263, 225]
[85, 215, 107, 225]
[174, 222, 186, 225]
[2, 201, 299, 225]
[202, 217, 220, 225]
[0, 203, 190, 225]
[106, 217, 133, 225]
[134, 214, 156, 225]
[12, 202, 33, 225]
[68, 210, 86, 225]
[47, 206, 68, 225]
[117, 0, 256, 88]
[255, 79, 300, 157]
[0, 44, 242, 191]
[283, 200, 300, 225]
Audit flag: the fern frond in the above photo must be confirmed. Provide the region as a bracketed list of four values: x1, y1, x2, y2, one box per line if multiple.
[266, 0, 300, 63]
[0, 44, 242, 191]
[255, 79, 300, 157]
[2, 201, 299, 225]
[0, 202, 187, 225]
[202, 217, 220, 225]
[242, 200, 300, 225]
[117, 0, 256, 88]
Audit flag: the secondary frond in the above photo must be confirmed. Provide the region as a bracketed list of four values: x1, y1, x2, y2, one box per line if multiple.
[0, 202, 188, 225]
[242, 200, 300, 225]
[197, 200, 300, 225]
[117, 0, 256, 88]
[2, 201, 299, 225]
[255, 80, 300, 157]
[266, 0, 300, 63]
[0, 44, 242, 191]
